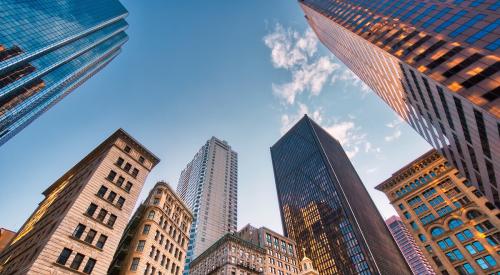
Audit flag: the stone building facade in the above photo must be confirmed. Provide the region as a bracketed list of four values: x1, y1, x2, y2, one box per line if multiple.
[109, 181, 192, 275]
[0, 129, 159, 275]
[238, 224, 299, 275]
[377, 149, 500, 274]
[189, 233, 266, 275]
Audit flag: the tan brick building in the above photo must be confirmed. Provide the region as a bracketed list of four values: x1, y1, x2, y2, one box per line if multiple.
[376, 149, 500, 274]
[0, 129, 159, 275]
[189, 233, 266, 275]
[109, 181, 192, 275]
[238, 224, 299, 275]
[0, 229, 15, 254]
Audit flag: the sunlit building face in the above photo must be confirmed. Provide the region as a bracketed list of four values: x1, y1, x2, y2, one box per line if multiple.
[377, 149, 500, 275]
[271, 115, 411, 275]
[298, 0, 499, 210]
[0, 0, 129, 146]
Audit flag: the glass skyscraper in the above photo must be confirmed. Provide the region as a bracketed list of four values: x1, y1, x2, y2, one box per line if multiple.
[270, 115, 411, 275]
[176, 137, 238, 274]
[298, 0, 499, 208]
[0, 0, 128, 145]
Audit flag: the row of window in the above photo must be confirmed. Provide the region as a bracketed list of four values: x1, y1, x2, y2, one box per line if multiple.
[123, 144, 146, 165]
[129, 257, 180, 275]
[115, 157, 140, 178]
[72, 223, 107, 249]
[147, 211, 186, 247]
[97, 184, 126, 208]
[86, 202, 117, 228]
[107, 170, 133, 192]
[56, 247, 96, 274]
[265, 233, 294, 255]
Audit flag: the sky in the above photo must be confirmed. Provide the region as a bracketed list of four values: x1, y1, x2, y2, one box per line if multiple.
[0, 1, 431, 235]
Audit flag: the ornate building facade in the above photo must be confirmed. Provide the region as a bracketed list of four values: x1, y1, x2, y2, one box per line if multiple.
[238, 224, 300, 275]
[377, 149, 500, 274]
[0, 129, 159, 275]
[109, 181, 192, 275]
[189, 233, 266, 275]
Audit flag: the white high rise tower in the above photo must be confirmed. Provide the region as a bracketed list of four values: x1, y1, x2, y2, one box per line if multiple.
[176, 137, 238, 273]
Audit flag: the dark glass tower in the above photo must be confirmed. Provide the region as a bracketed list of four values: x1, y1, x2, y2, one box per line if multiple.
[271, 115, 411, 275]
[0, 0, 128, 145]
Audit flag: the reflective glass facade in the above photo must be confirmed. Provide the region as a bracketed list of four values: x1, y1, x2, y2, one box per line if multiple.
[176, 137, 238, 274]
[0, 0, 128, 145]
[299, 0, 500, 210]
[271, 115, 411, 275]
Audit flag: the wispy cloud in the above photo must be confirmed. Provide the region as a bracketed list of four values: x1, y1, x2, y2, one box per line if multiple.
[384, 118, 404, 142]
[332, 69, 371, 97]
[264, 23, 340, 105]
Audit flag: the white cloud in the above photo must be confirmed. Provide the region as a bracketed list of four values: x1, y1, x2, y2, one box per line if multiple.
[366, 167, 378, 174]
[332, 69, 371, 98]
[384, 118, 404, 142]
[264, 24, 341, 105]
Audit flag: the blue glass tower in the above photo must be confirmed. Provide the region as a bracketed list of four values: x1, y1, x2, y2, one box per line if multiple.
[271, 115, 411, 275]
[0, 0, 128, 145]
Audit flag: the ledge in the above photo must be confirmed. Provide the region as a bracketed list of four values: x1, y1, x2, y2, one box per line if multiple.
[69, 235, 104, 252]
[95, 194, 123, 211]
[52, 262, 87, 275]
[83, 213, 114, 229]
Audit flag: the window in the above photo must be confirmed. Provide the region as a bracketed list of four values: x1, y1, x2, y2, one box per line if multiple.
[83, 258, 96, 274]
[437, 205, 453, 217]
[137, 240, 146, 251]
[437, 237, 455, 250]
[84, 229, 97, 244]
[97, 209, 108, 222]
[107, 170, 117, 181]
[408, 196, 422, 206]
[117, 176, 125, 187]
[475, 220, 494, 233]
[143, 224, 151, 235]
[139, 156, 145, 164]
[56, 248, 72, 265]
[449, 14, 486, 37]
[107, 191, 117, 203]
[455, 229, 474, 242]
[431, 227, 445, 237]
[423, 188, 437, 198]
[428, 196, 444, 207]
[398, 203, 404, 210]
[466, 19, 500, 44]
[96, 235, 108, 249]
[97, 186, 108, 198]
[86, 203, 98, 217]
[445, 249, 464, 262]
[132, 168, 139, 178]
[148, 210, 156, 219]
[124, 163, 132, 172]
[116, 157, 124, 166]
[73, 224, 86, 239]
[461, 61, 500, 89]
[448, 219, 464, 230]
[466, 210, 482, 219]
[124, 145, 131, 153]
[456, 263, 475, 275]
[418, 234, 427, 242]
[410, 221, 418, 230]
[125, 181, 133, 192]
[486, 233, 499, 246]
[130, 258, 140, 271]
[475, 255, 497, 270]
[107, 214, 117, 227]
[421, 213, 436, 225]
[435, 10, 467, 33]
[117, 197, 125, 208]
[70, 253, 84, 270]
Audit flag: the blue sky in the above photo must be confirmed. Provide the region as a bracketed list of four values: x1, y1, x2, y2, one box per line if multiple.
[0, 1, 431, 234]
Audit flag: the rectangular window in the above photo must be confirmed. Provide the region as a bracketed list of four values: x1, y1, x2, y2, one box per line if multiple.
[83, 258, 96, 274]
[97, 185, 108, 198]
[72, 224, 86, 239]
[137, 240, 146, 251]
[461, 61, 500, 88]
[449, 14, 486, 37]
[96, 234, 107, 249]
[97, 209, 108, 222]
[139, 156, 145, 164]
[56, 248, 72, 265]
[132, 168, 139, 178]
[143, 224, 151, 235]
[443, 53, 483, 78]
[84, 229, 97, 244]
[116, 176, 125, 187]
[107, 214, 117, 227]
[125, 182, 133, 192]
[124, 163, 131, 172]
[107, 170, 117, 181]
[117, 197, 125, 208]
[453, 97, 471, 143]
[86, 203, 98, 217]
[130, 258, 140, 271]
[70, 253, 85, 270]
[124, 145, 131, 153]
[107, 191, 117, 203]
[116, 157, 124, 166]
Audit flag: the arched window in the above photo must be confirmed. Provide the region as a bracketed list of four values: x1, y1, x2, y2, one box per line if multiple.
[430, 171, 437, 177]
[448, 219, 464, 230]
[420, 177, 426, 184]
[466, 210, 482, 220]
[431, 227, 445, 237]
[415, 179, 420, 186]
[418, 234, 427, 242]
[148, 210, 155, 219]
[424, 174, 431, 181]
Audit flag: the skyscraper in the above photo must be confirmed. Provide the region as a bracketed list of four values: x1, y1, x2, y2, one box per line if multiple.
[0, 129, 159, 274]
[376, 149, 500, 274]
[270, 115, 411, 275]
[385, 216, 436, 275]
[298, 0, 500, 207]
[176, 137, 238, 273]
[0, 0, 129, 145]
[109, 181, 192, 275]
